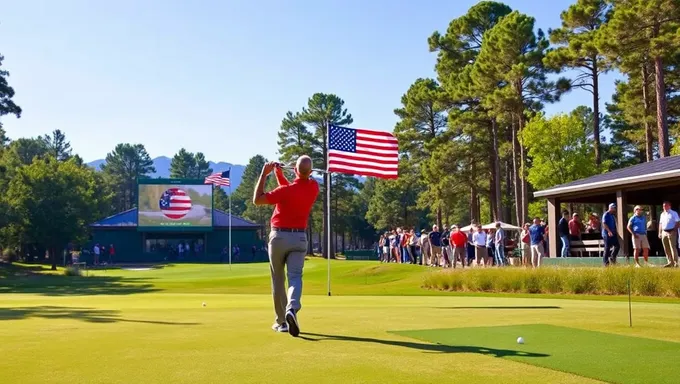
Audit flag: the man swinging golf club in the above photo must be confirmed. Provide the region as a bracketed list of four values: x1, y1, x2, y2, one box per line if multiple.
[252, 155, 319, 337]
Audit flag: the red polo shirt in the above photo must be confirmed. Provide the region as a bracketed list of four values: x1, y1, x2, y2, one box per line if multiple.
[450, 231, 467, 247]
[265, 177, 319, 229]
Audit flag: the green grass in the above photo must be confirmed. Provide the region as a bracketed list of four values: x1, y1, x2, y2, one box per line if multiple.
[2, 260, 680, 383]
[394, 324, 680, 384]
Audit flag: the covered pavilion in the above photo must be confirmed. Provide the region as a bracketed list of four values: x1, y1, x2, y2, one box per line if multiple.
[533, 156, 680, 258]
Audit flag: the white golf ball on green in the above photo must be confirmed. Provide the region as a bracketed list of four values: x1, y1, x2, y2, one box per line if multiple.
[202, 302, 206, 307]
[517, 337, 524, 344]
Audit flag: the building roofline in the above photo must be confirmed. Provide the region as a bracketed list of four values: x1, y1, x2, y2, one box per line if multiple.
[533, 168, 680, 198]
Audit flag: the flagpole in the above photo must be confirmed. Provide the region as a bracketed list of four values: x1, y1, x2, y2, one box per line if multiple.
[228, 169, 232, 271]
[326, 121, 332, 297]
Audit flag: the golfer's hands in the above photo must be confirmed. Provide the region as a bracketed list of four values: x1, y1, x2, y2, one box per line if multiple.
[262, 162, 277, 175]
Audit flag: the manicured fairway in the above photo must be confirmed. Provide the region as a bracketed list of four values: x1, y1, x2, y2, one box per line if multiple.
[1, 261, 679, 383]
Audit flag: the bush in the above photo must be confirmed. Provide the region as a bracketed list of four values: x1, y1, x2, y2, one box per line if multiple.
[64, 266, 82, 276]
[1, 248, 17, 264]
[423, 266, 680, 298]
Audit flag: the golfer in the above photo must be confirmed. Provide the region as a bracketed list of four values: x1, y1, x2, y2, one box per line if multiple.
[252, 155, 319, 337]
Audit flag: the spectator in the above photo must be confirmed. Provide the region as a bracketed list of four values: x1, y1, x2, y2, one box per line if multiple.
[472, 225, 487, 267]
[440, 225, 451, 268]
[428, 225, 442, 267]
[529, 218, 545, 268]
[558, 210, 570, 258]
[93, 243, 100, 265]
[378, 234, 385, 262]
[658, 201, 679, 268]
[602, 203, 620, 266]
[408, 229, 418, 264]
[494, 222, 505, 266]
[450, 225, 467, 268]
[108, 244, 115, 264]
[569, 213, 583, 241]
[419, 230, 430, 266]
[520, 223, 531, 266]
[627, 205, 649, 268]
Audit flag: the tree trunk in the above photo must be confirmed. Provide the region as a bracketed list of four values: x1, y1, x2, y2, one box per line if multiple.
[511, 118, 521, 226]
[50, 247, 57, 271]
[306, 218, 313, 255]
[505, 158, 512, 223]
[341, 232, 345, 253]
[488, 119, 499, 221]
[592, 58, 601, 166]
[436, 205, 443, 230]
[518, 113, 528, 224]
[492, 118, 502, 220]
[470, 186, 479, 223]
[654, 55, 669, 157]
[642, 62, 654, 162]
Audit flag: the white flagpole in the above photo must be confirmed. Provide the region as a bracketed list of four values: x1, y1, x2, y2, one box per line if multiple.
[326, 121, 332, 297]
[228, 171, 232, 271]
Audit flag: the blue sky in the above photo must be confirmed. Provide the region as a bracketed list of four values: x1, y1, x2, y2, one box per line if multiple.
[2, 0, 622, 165]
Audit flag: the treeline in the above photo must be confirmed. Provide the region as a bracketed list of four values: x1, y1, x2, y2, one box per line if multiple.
[275, 0, 680, 252]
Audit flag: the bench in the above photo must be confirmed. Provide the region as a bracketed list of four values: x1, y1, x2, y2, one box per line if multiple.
[569, 239, 604, 257]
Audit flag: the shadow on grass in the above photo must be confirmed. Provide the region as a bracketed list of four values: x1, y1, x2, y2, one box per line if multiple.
[434, 306, 561, 310]
[0, 264, 159, 296]
[0, 306, 200, 325]
[300, 332, 549, 358]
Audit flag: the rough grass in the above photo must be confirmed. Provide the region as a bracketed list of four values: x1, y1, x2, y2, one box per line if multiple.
[423, 266, 680, 298]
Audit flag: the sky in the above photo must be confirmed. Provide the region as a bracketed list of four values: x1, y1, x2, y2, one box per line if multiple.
[1, 0, 623, 165]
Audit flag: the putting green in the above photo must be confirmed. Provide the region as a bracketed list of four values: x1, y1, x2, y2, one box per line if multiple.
[394, 324, 680, 384]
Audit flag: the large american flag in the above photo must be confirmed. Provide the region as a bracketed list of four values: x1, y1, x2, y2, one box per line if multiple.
[159, 188, 192, 220]
[328, 125, 398, 179]
[204, 170, 231, 187]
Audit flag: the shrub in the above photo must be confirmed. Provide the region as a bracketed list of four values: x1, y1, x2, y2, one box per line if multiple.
[599, 266, 631, 295]
[632, 268, 661, 296]
[495, 269, 523, 292]
[1, 248, 17, 264]
[563, 268, 598, 294]
[667, 271, 680, 298]
[64, 266, 82, 276]
[538, 268, 563, 294]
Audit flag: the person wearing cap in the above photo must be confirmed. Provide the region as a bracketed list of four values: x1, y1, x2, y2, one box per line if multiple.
[529, 217, 545, 268]
[472, 225, 488, 267]
[658, 201, 679, 268]
[450, 225, 467, 268]
[602, 203, 620, 266]
[253, 156, 319, 336]
[627, 205, 649, 267]
[428, 225, 442, 267]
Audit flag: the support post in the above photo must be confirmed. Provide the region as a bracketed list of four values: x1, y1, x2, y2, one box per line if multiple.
[547, 198, 560, 258]
[616, 190, 630, 259]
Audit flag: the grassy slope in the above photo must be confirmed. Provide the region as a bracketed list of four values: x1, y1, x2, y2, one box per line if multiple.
[2, 261, 680, 383]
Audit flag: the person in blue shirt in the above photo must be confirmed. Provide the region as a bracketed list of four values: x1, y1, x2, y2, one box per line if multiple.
[602, 203, 620, 266]
[627, 205, 649, 268]
[528, 217, 545, 268]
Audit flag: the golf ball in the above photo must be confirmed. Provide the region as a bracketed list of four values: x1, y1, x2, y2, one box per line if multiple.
[517, 337, 524, 344]
[202, 302, 206, 307]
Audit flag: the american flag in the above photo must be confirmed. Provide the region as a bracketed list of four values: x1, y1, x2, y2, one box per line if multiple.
[328, 125, 398, 179]
[159, 188, 192, 220]
[204, 170, 231, 187]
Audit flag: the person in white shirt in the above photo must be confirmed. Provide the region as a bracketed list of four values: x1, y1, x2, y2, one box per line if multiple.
[494, 223, 505, 266]
[658, 201, 679, 267]
[472, 225, 487, 267]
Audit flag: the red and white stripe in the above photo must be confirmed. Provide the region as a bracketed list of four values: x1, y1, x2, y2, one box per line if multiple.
[162, 189, 192, 219]
[204, 173, 230, 187]
[328, 128, 398, 179]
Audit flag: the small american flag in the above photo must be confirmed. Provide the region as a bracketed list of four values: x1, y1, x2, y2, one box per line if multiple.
[328, 125, 398, 179]
[204, 170, 231, 187]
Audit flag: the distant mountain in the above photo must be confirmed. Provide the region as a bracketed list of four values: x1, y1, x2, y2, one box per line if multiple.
[87, 156, 246, 189]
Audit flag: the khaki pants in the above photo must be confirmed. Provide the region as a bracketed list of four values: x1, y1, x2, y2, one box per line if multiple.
[430, 246, 442, 266]
[268, 230, 307, 325]
[660, 231, 678, 266]
[531, 244, 544, 268]
[421, 244, 430, 265]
